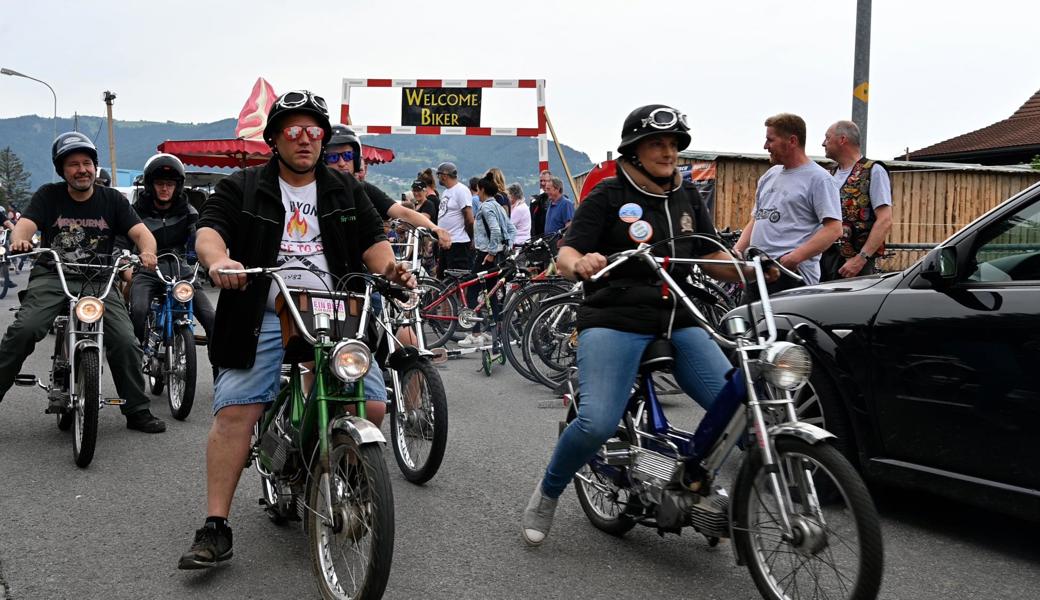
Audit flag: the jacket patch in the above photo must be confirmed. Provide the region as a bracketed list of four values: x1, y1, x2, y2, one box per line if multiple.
[680, 212, 694, 233]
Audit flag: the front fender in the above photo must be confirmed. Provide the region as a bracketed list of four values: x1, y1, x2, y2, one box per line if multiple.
[768, 421, 836, 445]
[330, 415, 386, 445]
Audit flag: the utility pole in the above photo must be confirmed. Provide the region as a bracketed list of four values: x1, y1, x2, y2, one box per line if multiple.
[103, 91, 117, 186]
[852, 0, 872, 154]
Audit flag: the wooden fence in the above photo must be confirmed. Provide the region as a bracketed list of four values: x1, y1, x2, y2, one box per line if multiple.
[573, 157, 1040, 272]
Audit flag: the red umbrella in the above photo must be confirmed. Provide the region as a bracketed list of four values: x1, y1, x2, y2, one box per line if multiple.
[157, 138, 396, 169]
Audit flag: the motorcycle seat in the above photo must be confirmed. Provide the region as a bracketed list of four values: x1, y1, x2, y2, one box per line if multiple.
[639, 338, 674, 373]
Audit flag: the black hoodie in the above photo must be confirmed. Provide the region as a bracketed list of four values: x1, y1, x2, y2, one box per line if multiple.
[126, 189, 198, 254]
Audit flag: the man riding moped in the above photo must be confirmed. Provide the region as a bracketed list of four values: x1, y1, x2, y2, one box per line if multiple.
[0, 132, 165, 433]
[521, 105, 776, 545]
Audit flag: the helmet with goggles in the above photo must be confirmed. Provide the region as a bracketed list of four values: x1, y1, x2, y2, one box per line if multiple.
[263, 90, 333, 148]
[617, 104, 691, 157]
[326, 124, 363, 172]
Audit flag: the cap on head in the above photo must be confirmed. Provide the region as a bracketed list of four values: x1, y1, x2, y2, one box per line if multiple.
[263, 90, 332, 149]
[411, 180, 426, 192]
[617, 104, 691, 156]
[436, 161, 458, 178]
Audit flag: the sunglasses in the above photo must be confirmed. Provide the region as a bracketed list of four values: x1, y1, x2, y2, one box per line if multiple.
[274, 90, 328, 112]
[641, 107, 689, 130]
[325, 150, 355, 164]
[283, 126, 325, 142]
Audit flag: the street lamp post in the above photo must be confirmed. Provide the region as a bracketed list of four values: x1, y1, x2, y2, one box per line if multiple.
[1, 67, 58, 181]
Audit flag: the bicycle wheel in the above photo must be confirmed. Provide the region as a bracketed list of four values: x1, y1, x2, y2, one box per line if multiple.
[732, 438, 884, 600]
[72, 347, 100, 468]
[417, 277, 458, 349]
[389, 361, 448, 485]
[167, 326, 197, 420]
[500, 282, 570, 383]
[522, 297, 580, 390]
[571, 399, 640, 536]
[307, 433, 394, 600]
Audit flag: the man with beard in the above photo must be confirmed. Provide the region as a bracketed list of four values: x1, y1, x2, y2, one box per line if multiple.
[0, 132, 165, 432]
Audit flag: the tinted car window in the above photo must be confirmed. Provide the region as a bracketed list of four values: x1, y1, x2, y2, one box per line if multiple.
[968, 199, 1040, 282]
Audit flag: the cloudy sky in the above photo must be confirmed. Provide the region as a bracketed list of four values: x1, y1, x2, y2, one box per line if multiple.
[2, 0, 1037, 163]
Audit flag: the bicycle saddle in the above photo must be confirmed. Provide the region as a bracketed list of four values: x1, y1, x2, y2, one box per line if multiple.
[443, 269, 474, 279]
[639, 338, 674, 373]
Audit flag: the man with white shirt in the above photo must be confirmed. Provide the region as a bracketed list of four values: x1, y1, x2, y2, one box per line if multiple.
[820, 120, 893, 279]
[734, 113, 841, 292]
[178, 90, 412, 570]
[435, 161, 474, 276]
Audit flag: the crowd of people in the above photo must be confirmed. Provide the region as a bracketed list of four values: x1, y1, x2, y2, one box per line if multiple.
[0, 88, 893, 576]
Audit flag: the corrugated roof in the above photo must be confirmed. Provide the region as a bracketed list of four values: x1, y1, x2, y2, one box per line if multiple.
[907, 89, 1040, 160]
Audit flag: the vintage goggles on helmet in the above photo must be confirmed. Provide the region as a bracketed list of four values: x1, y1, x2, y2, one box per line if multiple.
[283, 126, 326, 142]
[274, 90, 328, 113]
[641, 107, 689, 130]
[325, 150, 355, 164]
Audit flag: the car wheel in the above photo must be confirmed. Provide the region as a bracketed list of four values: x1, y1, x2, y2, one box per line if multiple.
[793, 365, 858, 468]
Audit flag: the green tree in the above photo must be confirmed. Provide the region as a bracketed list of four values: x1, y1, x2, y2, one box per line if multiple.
[1031, 154, 1040, 171]
[0, 147, 33, 211]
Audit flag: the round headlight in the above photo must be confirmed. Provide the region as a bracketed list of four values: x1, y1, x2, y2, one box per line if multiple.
[760, 342, 812, 390]
[173, 281, 195, 303]
[330, 340, 371, 383]
[392, 289, 421, 311]
[75, 296, 105, 324]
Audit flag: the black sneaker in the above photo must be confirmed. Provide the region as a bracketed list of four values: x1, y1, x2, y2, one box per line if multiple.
[178, 522, 233, 570]
[126, 410, 167, 433]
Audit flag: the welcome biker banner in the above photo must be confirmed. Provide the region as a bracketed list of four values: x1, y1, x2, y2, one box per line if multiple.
[401, 87, 482, 127]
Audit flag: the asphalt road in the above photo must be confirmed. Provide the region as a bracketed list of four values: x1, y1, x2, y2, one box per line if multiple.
[1, 267, 1038, 600]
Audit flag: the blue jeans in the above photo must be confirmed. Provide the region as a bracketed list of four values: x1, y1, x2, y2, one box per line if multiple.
[541, 326, 732, 498]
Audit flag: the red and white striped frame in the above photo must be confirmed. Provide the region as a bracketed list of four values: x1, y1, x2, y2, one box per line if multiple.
[340, 78, 549, 173]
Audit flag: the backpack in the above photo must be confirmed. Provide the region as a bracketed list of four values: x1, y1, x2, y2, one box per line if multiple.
[481, 201, 517, 250]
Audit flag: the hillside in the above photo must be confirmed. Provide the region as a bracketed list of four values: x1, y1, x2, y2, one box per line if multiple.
[0, 115, 593, 197]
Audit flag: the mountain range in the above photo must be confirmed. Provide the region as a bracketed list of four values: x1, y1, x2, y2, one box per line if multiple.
[0, 115, 594, 197]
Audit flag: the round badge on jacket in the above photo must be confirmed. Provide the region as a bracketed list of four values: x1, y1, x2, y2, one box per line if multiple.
[628, 220, 654, 243]
[618, 203, 643, 223]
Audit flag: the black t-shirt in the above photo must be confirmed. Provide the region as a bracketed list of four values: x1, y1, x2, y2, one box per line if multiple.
[23, 183, 141, 265]
[417, 197, 438, 225]
[563, 170, 716, 334]
[362, 181, 396, 219]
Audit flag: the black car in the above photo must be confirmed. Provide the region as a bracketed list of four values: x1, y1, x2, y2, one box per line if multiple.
[746, 181, 1040, 521]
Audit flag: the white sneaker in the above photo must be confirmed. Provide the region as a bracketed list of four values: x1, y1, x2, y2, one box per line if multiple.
[457, 333, 482, 348]
[480, 332, 494, 346]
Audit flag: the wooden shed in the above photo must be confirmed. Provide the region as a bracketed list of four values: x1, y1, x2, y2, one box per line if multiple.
[572, 151, 1040, 271]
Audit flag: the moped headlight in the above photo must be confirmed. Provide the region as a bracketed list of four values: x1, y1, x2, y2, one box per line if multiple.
[760, 342, 812, 390]
[74, 296, 105, 324]
[392, 289, 421, 311]
[330, 339, 371, 383]
[173, 281, 195, 303]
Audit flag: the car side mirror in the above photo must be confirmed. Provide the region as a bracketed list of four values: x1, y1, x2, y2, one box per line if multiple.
[919, 246, 958, 288]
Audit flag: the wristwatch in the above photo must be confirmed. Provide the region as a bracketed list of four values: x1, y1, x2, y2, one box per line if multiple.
[856, 251, 870, 260]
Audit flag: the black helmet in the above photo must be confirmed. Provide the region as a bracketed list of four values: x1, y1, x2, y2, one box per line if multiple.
[436, 161, 458, 178]
[143, 153, 186, 201]
[617, 104, 691, 156]
[52, 131, 98, 176]
[328, 124, 363, 172]
[96, 168, 112, 186]
[263, 90, 332, 148]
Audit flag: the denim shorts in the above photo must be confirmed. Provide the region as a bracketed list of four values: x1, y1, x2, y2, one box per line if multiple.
[212, 311, 388, 414]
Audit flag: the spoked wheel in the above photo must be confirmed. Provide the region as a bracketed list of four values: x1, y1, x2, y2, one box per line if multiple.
[569, 399, 639, 536]
[417, 277, 458, 349]
[166, 327, 197, 420]
[481, 349, 493, 376]
[72, 348, 101, 468]
[522, 298, 580, 390]
[144, 311, 165, 395]
[390, 361, 448, 485]
[307, 433, 394, 600]
[732, 438, 884, 600]
[499, 282, 569, 383]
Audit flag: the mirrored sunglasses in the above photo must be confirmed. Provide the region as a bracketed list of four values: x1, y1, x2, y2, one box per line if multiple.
[283, 126, 325, 142]
[325, 150, 355, 164]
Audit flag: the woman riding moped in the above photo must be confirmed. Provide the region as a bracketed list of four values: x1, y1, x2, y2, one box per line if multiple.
[521, 104, 776, 545]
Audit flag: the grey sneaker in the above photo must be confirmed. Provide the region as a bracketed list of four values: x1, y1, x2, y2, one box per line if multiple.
[521, 479, 558, 546]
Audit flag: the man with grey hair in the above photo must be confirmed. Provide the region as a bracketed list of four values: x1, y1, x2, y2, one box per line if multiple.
[820, 119, 893, 279]
[543, 176, 573, 236]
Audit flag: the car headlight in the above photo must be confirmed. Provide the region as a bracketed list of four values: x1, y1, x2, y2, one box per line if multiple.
[173, 281, 195, 303]
[760, 342, 812, 390]
[392, 289, 421, 311]
[74, 296, 105, 324]
[330, 339, 371, 383]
